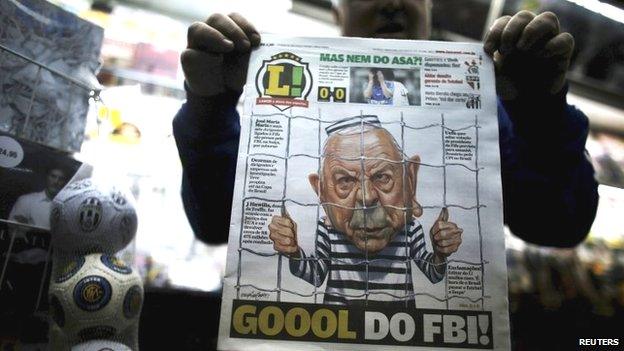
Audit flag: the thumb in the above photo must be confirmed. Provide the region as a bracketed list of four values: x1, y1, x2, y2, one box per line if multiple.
[281, 204, 297, 233]
[281, 204, 291, 220]
[436, 207, 449, 222]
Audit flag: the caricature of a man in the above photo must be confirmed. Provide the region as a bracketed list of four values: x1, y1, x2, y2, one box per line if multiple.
[269, 115, 463, 305]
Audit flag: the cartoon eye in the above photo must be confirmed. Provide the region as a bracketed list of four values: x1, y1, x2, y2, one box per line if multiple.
[372, 173, 392, 185]
[336, 175, 356, 190]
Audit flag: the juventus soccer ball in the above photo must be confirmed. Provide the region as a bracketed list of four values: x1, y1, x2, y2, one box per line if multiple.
[49, 253, 144, 343]
[51, 179, 137, 254]
[71, 340, 132, 351]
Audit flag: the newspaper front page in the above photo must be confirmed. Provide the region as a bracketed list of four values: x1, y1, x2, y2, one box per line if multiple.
[218, 34, 510, 350]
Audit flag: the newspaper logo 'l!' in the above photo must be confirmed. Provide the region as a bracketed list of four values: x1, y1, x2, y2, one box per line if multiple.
[255, 52, 313, 111]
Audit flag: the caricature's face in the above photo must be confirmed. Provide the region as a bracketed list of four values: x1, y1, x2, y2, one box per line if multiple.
[46, 168, 68, 199]
[336, 0, 431, 40]
[311, 129, 421, 254]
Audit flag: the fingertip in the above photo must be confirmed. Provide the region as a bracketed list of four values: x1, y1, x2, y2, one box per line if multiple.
[437, 206, 448, 221]
[223, 38, 234, 49]
[499, 43, 511, 56]
[542, 45, 555, 57]
[483, 41, 495, 55]
[180, 49, 194, 66]
[238, 39, 251, 51]
[516, 37, 528, 50]
[250, 32, 261, 46]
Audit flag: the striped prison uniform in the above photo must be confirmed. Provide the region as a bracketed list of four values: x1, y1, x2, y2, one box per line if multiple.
[289, 220, 445, 305]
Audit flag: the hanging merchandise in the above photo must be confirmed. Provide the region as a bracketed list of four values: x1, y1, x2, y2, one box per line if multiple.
[0, 0, 104, 152]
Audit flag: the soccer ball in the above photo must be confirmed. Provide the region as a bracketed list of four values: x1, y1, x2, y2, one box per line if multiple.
[71, 340, 132, 351]
[51, 179, 137, 254]
[49, 253, 144, 343]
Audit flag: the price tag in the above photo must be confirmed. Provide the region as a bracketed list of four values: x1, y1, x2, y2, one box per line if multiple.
[0, 136, 24, 168]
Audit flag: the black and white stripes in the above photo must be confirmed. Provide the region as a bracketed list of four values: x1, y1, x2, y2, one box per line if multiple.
[289, 220, 444, 305]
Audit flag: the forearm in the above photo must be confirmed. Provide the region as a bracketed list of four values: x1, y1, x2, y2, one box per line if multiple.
[500, 89, 599, 247]
[288, 248, 327, 287]
[432, 253, 447, 276]
[412, 230, 445, 283]
[502, 154, 597, 247]
[363, 82, 373, 99]
[172, 88, 241, 244]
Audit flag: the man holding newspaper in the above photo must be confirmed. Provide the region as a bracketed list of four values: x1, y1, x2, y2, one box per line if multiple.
[173, 0, 598, 251]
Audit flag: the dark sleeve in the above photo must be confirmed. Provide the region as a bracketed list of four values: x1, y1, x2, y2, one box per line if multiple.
[172, 88, 241, 244]
[498, 87, 599, 247]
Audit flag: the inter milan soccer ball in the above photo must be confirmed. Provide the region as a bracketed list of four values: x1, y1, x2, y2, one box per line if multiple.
[49, 253, 144, 343]
[51, 179, 137, 254]
[71, 340, 132, 351]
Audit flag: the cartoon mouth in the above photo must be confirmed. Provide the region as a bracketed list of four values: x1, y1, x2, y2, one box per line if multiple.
[355, 227, 386, 239]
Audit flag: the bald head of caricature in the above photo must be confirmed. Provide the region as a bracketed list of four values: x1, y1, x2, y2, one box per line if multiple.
[308, 116, 422, 254]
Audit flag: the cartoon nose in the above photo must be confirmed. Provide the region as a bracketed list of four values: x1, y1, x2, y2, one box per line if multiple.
[356, 179, 379, 208]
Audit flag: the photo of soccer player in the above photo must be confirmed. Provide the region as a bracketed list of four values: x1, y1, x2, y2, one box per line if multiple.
[0, 132, 81, 325]
[0, 133, 81, 230]
[349, 67, 421, 106]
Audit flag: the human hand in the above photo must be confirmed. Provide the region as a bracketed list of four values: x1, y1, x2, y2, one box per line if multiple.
[430, 208, 463, 261]
[181, 13, 261, 96]
[376, 70, 385, 83]
[368, 72, 375, 82]
[484, 11, 574, 99]
[268, 211, 300, 257]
